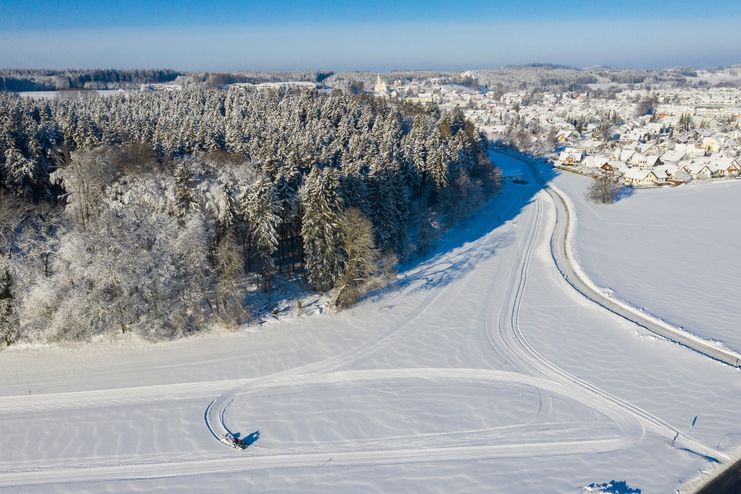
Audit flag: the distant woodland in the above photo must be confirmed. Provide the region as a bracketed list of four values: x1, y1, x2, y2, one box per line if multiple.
[0, 69, 181, 91]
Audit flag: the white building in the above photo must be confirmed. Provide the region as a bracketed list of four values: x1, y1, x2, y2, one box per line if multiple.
[623, 169, 659, 187]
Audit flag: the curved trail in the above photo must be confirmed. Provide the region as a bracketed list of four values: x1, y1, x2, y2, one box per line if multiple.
[483, 172, 725, 462]
[517, 153, 740, 368]
[0, 368, 644, 489]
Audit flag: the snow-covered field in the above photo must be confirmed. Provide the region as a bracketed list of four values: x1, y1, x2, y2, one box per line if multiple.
[1, 153, 740, 493]
[690, 69, 741, 85]
[555, 171, 741, 354]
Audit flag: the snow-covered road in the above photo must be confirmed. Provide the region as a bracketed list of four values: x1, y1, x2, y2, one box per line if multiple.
[0, 153, 739, 493]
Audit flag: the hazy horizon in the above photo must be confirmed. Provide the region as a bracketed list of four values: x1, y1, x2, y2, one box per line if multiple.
[1, 0, 740, 71]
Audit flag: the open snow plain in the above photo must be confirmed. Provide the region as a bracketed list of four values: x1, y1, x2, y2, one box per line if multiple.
[0, 153, 740, 493]
[555, 171, 741, 354]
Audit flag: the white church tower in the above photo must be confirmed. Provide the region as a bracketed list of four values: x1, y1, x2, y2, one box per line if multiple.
[374, 74, 389, 97]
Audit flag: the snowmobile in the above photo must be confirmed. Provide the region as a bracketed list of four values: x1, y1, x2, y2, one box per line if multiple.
[220, 432, 248, 449]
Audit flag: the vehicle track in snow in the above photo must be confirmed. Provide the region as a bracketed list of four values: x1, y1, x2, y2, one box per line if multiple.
[0, 368, 644, 488]
[505, 150, 741, 368]
[488, 151, 729, 462]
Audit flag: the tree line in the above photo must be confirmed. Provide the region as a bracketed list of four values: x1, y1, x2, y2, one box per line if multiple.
[0, 69, 181, 91]
[0, 87, 499, 346]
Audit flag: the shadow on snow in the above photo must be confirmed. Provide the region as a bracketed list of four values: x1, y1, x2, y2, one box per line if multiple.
[366, 146, 557, 302]
[586, 480, 641, 494]
[231, 430, 261, 448]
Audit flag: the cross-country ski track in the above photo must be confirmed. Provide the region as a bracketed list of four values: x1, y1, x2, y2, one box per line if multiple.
[0, 152, 739, 493]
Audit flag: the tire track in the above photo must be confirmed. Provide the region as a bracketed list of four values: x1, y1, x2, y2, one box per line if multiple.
[0, 369, 645, 488]
[489, 151, 729, 462]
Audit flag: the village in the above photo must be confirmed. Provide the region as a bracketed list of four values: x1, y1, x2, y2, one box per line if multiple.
[373, 69, 741, 188]
[28, 68, 741, 191]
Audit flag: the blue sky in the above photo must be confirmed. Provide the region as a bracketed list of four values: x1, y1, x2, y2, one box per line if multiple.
[1, 0, 740, 70]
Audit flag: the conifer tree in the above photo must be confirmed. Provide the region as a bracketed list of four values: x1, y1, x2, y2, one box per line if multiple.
[242, 175, 281, 291]
[3, 148, 38, 199]
[426, 130, 449, 189]
[367, 167, 400, 253]
[0, 259, 17, 347]
[301, 168, 343, 291]
[173, 162, 200, 225]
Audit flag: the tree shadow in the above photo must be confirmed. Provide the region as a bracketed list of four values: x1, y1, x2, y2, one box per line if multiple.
[676, 446, 721, 464]
[240, 274, 315, 324]
[615, 185, 634, 202]
[586, 480, 641, 494]
[365, 146, 557, 301]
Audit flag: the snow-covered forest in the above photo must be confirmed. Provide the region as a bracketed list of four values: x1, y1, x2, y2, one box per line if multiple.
[0, 69, 182, 91]
[0, 87, 498, 345]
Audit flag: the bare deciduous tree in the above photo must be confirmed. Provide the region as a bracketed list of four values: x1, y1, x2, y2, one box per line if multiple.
[586, 174, 620, 204]
[214, 230, 248, 327]
[635, 95, 659, 117]
[334, 208, 380, 309]
[50, 148, 116, 229]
